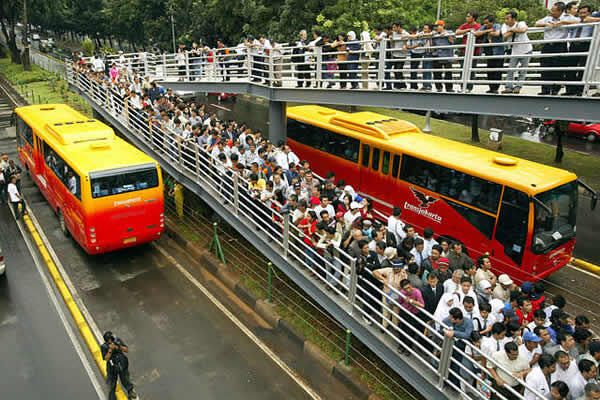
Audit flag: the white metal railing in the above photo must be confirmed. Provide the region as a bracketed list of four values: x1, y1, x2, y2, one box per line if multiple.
[67, 65, 551, 400]
[77, 22, 600, 97]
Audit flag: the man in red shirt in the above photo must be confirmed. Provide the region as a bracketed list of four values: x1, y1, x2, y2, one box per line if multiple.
[299, 210, 319, 270]
[455, 11, 482, 92]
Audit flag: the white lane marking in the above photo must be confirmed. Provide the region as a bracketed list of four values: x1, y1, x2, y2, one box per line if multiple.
[153, 243, 322, 400]
[24, 206, 106, 342]
[10, 208, 105, 399]
[211, 104, 232, 112]
[566, 264, 600, 280]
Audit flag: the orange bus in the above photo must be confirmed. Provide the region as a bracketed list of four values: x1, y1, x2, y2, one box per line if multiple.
[287, 105, 587, 283]
[15, 104, 164, 254]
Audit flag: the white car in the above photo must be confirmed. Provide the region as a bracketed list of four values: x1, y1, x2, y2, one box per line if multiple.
[0, 245, 5, 276]
[32, 33, 40, 41]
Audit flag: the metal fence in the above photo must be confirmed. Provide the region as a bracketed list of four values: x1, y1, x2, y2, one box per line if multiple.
[90, 22, 600, 98]
[68, 65, 552, 400]
[30, 50, 67, 78]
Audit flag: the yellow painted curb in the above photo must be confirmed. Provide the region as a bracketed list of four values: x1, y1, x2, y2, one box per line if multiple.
[21, 214, 129, 400]
[571, 257, 600, 275]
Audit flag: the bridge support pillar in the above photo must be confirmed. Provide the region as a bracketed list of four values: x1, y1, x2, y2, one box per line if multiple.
[268, 100, 287, 146]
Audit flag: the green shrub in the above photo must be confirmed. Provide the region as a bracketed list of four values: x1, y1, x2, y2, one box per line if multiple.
[81, 39, 95, 57]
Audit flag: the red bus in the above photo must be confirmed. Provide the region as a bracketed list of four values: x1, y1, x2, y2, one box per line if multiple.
[287, 105, 582, 283]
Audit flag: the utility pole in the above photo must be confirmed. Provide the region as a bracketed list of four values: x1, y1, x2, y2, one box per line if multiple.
[23, 0, 31, 70]
[170, 14, 176, 53]
[436, 0, 442, 20]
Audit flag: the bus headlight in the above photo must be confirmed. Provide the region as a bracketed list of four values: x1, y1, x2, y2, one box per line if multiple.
[91, 233, 96, 238]
[91, 239, 97, 243]
[90, 227, 95, 232]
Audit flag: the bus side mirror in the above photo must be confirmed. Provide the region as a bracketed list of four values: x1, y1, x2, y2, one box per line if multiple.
[592, 196, 598, 211]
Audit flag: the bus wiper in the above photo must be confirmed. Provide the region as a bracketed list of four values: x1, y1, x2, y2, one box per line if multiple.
[532, 196, 552, 215]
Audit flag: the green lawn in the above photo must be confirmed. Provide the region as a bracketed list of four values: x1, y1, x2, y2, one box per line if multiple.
[0, 57, 91, 116]
[360, 106, 600, 191]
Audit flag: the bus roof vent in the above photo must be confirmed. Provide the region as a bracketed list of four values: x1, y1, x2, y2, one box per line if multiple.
[328, 116, 390, 139]
[40, 107, 56, 111]
[493, 156, 518, 166]
[318, 110, 336, 116]
[89, 143, 110, 150]
[328, 116, 419, 140]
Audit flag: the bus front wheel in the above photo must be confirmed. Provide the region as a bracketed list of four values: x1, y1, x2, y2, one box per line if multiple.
[58, 209, 69, 237]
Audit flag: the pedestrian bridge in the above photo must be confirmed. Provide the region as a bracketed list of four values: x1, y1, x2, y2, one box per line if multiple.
[68, 68, 550, 400]
[103, 22, 600, 140]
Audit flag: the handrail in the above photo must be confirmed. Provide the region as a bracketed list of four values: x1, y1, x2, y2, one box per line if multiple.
[74, 21, 600, 97]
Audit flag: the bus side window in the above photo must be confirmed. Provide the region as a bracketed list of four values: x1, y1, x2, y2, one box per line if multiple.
[494, 187, 529, 265]
[371, 148, 380, 171]
[17, 115, 34, 146]
[391, 154, 400, 178]
[361, 144, 370, 168]
[286, 119, 359, 163]
[381, 151, 390, 175]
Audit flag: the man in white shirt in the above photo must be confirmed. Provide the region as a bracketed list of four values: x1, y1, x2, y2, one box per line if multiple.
[344, 202, 362, 227]
[535, 1, 578, 95]
[501, 10, 533, 94]
[387, 206, 406, 244]
[7, 175, 26, 219]
[482, 322, 511, 358]
[571, 360, 598, 399]
[519, 332, 543, 367]
[524, 353, 556, 400]
[488, 341, 531, 398]
[314, 196, 335, 222]
[422, 228, 438, 258]
[551, 351, 582, 396]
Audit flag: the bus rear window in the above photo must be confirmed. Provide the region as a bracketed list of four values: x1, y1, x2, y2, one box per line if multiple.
[90, 164, 158, 198]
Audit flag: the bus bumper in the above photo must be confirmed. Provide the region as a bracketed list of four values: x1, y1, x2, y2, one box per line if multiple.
[85, 228, 164, 254]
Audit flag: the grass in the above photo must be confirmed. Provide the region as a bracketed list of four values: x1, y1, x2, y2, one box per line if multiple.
[360, 106, 600, 191]
[0, 57, 91, 116]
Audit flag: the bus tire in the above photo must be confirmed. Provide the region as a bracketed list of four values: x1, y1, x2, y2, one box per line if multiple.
[58, 209, 69, 237]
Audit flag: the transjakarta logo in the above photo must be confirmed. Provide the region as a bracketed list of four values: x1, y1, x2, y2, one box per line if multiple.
[114, 197, 141, 207]
[404, 187, 443, 223]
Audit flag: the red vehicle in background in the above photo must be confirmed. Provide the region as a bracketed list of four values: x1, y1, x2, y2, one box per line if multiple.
[208, 92, 237, 102]
[540, 120, 600, 142]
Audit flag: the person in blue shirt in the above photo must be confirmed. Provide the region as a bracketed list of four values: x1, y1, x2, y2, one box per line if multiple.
[346, 31, 361, 89]
[474, 15, 504, 94]
[441, 307, 474, 386]
[431, 20, 456, 92]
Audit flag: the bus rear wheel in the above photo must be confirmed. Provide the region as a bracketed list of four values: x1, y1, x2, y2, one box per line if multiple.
[58, 209, 69, 237]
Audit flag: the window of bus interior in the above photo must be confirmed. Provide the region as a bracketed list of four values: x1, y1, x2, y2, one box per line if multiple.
[286, 119, 359, 163]
[382, 151, 390, 175]
[391, 154, 401, 178]
[361, 144, 370, 168]
[42, 141, 81, 200]
[90, 163, 159, 198]
[399, 154, 501, 214]
[494, 187, 529, 265]
[16, 115, 34, 147]
[371, 148, 380, 171]
[446, 199, 496, 240]
[532, 180, 577, 254]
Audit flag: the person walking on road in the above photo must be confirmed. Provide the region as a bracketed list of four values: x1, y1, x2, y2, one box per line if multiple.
[7, 175, 26, 219]
[101, 331, 138, 400]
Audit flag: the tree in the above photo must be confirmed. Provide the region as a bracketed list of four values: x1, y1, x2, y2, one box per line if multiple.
[0, 0, 23, 63]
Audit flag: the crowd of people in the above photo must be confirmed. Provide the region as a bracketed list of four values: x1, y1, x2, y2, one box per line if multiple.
[69, 21, 600, 399]
[76, 3, 600, 96]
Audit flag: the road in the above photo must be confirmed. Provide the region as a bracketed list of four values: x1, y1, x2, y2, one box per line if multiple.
[0, 131, 355, 399]
[0, 182, 102, 399]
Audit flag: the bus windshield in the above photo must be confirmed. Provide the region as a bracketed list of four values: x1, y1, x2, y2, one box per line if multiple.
[90, 163, 159, 198]
[532, 180, 578, 253]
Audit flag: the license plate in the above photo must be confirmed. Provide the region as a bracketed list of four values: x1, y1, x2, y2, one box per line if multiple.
[123, 237, 137, 244]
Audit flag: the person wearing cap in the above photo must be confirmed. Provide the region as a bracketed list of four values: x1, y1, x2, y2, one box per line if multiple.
[431, 20, 455, 92]
[344, 201, 362, 228]
[373, 257, 407, 330]
[524, 353, 556, 400]
[520, 331, 543, 366]
[492, 273, 514, 303]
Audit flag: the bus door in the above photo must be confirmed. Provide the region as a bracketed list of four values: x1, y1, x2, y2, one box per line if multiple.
[360, 145, 387, 201]
[33, 134, 48, 190]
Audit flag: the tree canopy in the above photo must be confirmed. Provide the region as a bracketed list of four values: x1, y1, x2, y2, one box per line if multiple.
[7, 0, 566, 51]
